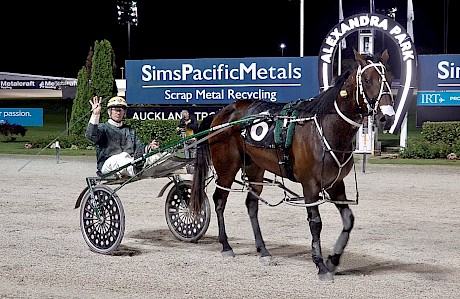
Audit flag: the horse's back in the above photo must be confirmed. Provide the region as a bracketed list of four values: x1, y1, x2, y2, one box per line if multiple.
[212, 99, 286, 127]
[212, 100, 254, 125]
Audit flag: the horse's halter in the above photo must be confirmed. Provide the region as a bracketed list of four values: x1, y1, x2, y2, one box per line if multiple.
[355, 60, 393, 119]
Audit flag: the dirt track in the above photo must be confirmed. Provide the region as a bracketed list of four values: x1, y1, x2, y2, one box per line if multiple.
[1, 154, 459, 298]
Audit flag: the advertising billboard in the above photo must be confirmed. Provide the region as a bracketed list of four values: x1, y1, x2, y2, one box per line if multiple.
[0, 108, 43, 126]
[416, 54, 460, 126]
[125, 57, 319, 105]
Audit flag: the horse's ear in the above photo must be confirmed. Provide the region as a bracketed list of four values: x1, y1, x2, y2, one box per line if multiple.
[381, 49, 389, 64]
[353, 48, 367, 67]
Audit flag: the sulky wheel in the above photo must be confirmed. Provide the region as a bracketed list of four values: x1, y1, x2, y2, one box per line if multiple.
[165, 180, 210, 242]
[80, 185, 125, 254]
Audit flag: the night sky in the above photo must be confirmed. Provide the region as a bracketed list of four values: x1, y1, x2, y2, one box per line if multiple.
[1, 0, 456, 79]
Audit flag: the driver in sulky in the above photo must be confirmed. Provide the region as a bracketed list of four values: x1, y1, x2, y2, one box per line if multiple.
[85, 95, 161, 177]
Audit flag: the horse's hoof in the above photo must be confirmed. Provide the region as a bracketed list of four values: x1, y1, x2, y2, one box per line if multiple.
[326, 260, 337, 273]
[318, 272, 334, 282]
[221, 250, 235, 258]
[259, 256, 276, 266]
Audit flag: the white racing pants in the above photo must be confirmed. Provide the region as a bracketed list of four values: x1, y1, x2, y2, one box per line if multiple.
[101, 151, 167, 177]
[101, 152, 136, 177]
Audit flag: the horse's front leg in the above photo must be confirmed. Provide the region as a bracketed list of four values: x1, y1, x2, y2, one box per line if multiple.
[213, 187, 235, 257]
[306, 205, 333, 281]
[325, 181, 355, 273]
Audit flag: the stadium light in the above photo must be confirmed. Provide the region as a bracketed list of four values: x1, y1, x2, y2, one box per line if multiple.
[280, 43, 286, 56]
[117, 1, 138, 59]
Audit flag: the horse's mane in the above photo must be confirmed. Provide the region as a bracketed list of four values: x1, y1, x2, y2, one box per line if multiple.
[298, 70, 351, 117]
[361, 52, 383, 63]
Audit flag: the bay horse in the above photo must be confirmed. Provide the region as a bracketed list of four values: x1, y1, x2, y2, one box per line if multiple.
[190, 49, 394, 281]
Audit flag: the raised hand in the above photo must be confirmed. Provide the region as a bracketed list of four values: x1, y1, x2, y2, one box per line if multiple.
[89, 96, 102, 115]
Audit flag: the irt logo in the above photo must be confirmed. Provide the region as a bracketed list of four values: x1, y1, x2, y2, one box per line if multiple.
[419, 93, 445, 104]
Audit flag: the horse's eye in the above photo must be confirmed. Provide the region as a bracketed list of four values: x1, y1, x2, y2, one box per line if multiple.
[365, 77, 370, 84]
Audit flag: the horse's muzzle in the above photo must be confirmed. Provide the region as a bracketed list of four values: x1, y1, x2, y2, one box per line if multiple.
[377, 114, 395, 133]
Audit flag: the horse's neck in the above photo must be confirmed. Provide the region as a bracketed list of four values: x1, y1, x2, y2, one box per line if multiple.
[322, 78, 363, 151]
[336, 76, 364, 126]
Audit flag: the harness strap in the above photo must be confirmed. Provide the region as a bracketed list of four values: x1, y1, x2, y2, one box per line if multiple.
[333, 101, 362, 128]
[313, 116, 354, 192]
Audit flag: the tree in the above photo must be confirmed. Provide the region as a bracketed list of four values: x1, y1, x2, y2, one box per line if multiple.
[69, 66, 92, 135]
[91, 39, 118, 122]
[69, 39, 118, 135]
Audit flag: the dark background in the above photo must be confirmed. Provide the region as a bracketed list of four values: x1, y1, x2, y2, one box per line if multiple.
[1, 0, 456, 79]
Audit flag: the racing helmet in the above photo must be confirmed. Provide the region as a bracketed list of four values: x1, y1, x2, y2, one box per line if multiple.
[107, 96, 127, 108]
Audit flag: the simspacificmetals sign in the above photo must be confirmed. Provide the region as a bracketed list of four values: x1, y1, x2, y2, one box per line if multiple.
[125, 57, 319, 105]
[417, 54, 460, 106]
[415, 54, 460, 125]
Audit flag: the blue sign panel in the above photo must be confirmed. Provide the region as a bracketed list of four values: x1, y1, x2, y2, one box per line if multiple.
[125, 57, 319, 105]
[416, 55, 460, 125]
[417, 91, 460, 106]
[0, 108, 43, 126]
[418, 55, 460, 91]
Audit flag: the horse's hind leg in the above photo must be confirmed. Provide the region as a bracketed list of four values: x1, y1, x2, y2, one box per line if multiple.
[212, 186, 235, 257]
[245, 165, 272, 264]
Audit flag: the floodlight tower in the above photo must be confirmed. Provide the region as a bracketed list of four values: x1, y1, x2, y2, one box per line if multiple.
[117, 1, 138, 59]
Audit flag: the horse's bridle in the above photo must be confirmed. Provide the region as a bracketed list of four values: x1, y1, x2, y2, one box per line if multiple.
[356, 60, 394, 118]
[334, 60, 393, 128]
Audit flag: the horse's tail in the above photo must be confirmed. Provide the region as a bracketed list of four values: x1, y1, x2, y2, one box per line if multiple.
[190, 114, 214, 215]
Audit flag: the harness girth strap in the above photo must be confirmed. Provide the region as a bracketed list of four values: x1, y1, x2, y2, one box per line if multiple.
[277, 147, 297, 182]
[273, 101, 303, 182]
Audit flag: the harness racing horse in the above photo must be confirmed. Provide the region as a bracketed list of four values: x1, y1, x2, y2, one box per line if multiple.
[190, 49, 394, 281]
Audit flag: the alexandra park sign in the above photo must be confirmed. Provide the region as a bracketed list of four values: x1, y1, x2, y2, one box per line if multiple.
[318, 13, 417, 134]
